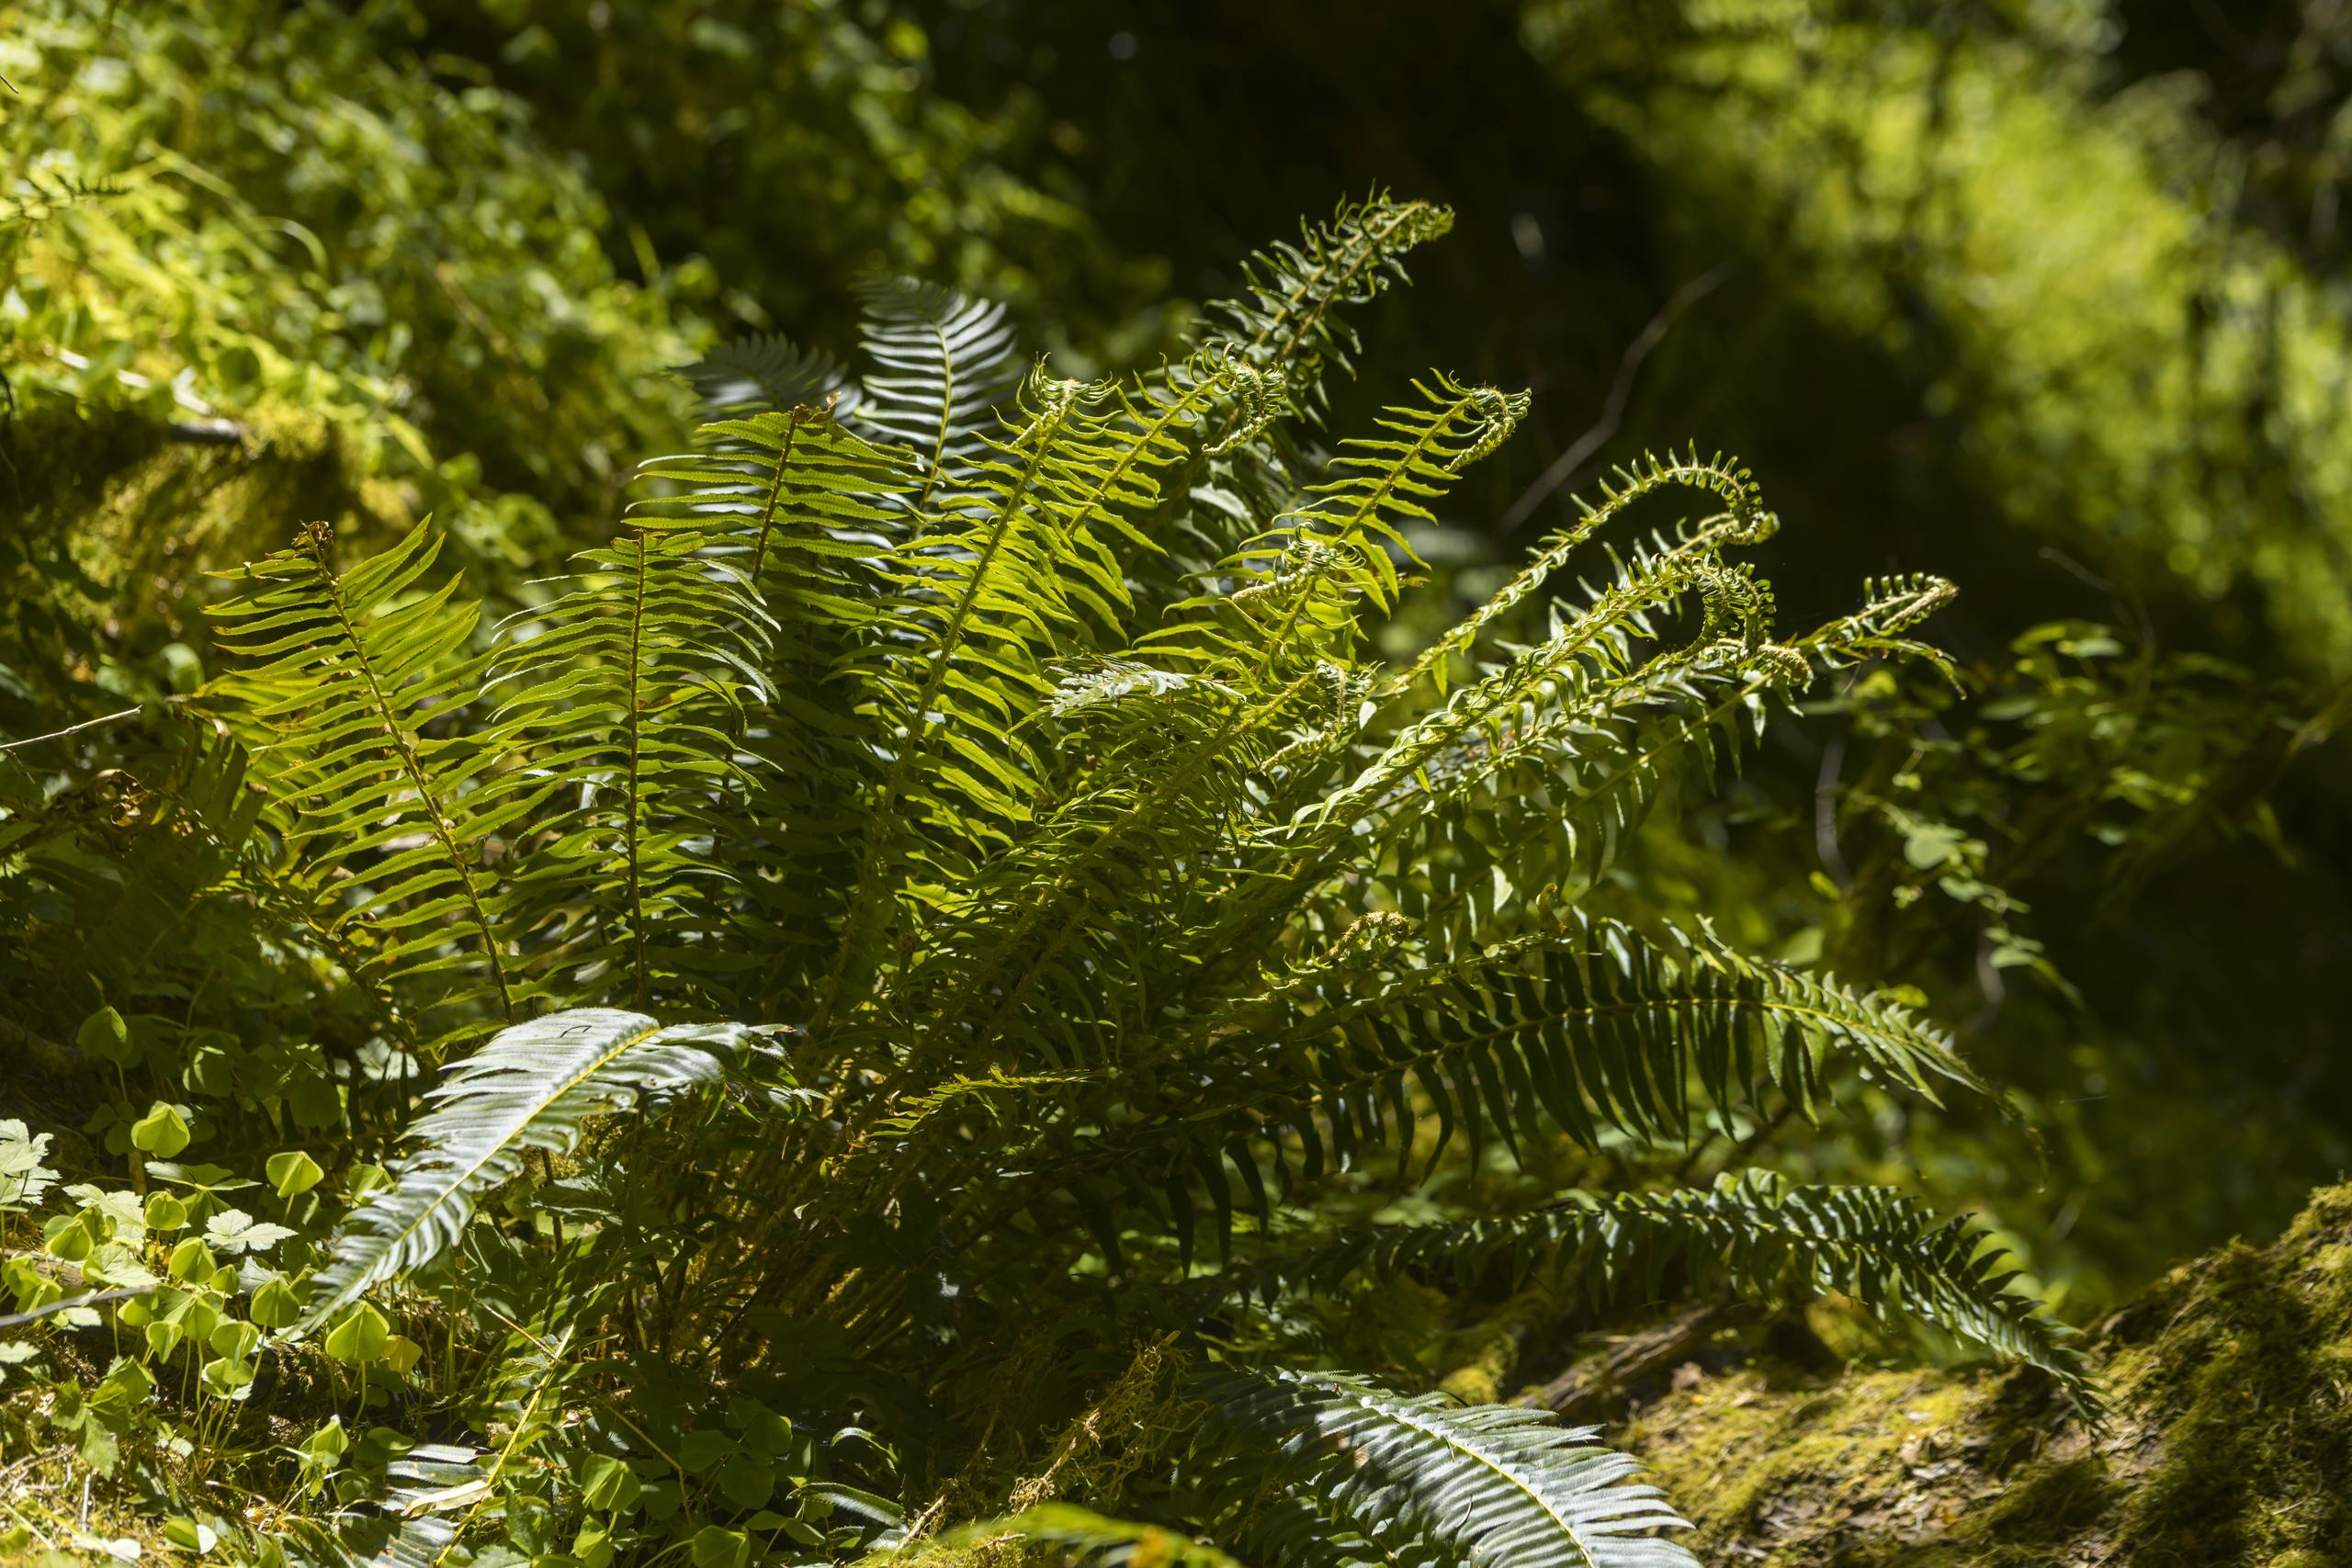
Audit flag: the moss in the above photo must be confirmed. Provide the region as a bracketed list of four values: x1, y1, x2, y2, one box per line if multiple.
[1614, 1184, 2352, 1566]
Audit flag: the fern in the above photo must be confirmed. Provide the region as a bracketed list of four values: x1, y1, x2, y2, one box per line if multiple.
[1196, 1370, 1696, 1568]
[205, 520, 528, 1036]
[300, 1008, 753, 1329]
[1233, 1172, 2098, 1421]
[59, 196, 2100, 1567]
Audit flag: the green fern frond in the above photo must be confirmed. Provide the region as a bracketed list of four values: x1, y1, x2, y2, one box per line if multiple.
[1203, 192, 1455, 423]
[1400, 447, 1778, 694]
[1233, 375, 1530, 612]
[1245, 1173, 2099, 1421]
[204, 519, 525, 1032]
[1196, 1369, 1696, 1568]
[853, 276, 1024, 505]
[680, 331, 854, 421]
[488, 519, 774, 1009]
[300, 1007, 752, 1330]
[1177, 914, 1990, 1186]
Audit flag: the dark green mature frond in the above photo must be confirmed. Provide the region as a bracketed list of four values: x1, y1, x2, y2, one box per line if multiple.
[1240, 1173, 2098, 1421]
[488, 519, 773, 1009]
[1176, 914, 1991, 1187]
[204, 520, 526, 1032]
[853, 276, 1023, 504]
[1196, 1370, 1697, 1568]
[301, 1008, 752, 1330]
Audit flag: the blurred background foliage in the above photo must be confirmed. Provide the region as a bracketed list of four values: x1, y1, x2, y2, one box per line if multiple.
[7, 0, 2352, 1321]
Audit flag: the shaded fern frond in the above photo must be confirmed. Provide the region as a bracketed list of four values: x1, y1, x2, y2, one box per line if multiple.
[301, 1008, 752, 1329]
[680, 331, 854, 421]
[1180, 914, 1990, 1185]
[1243, 1173, 2099, 1421]
[489, 520, 774, 1010]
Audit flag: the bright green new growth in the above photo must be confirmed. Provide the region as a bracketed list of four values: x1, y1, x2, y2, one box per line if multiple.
[33, 194, 2086, 1564]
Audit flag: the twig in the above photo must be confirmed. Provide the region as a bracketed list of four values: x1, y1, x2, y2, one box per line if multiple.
[0, 705, 144, 751]
[1500, 264, 1732, 535]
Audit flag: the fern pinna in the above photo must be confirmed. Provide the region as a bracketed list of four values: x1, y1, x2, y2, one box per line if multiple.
[177, 194, 2091, 1566]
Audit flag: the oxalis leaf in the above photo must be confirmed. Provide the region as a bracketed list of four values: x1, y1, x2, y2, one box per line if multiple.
[297, 1009, 757, 1331]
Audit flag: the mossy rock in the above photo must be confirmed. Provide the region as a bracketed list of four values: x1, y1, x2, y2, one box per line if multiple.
[1616, 1185, 2352, 1565]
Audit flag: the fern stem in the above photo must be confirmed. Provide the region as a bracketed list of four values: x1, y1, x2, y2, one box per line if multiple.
[624, 531, 651, 1010]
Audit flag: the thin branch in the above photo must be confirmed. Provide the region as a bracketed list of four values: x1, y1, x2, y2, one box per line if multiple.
[1499, 265, 1731, 535]
[0, 705, 144, 751]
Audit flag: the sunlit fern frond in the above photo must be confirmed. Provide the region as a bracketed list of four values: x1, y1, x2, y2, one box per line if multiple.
[301, 1007, 752, 1329]
[203, 519, 526, 1037]
[1200, 192, 1456, 424]
[852, 276, 1023, 506]
[1193, 1370, 1697, 1568]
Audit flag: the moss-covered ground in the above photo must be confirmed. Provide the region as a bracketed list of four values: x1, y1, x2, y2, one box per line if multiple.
[1619, 1186, 2352, 1565]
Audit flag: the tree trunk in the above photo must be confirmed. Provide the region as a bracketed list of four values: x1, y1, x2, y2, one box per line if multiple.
[1560, 1185, 2352, 1566]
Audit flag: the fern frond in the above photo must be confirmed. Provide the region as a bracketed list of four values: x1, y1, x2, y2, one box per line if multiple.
[1232, 375, 1530, 612]
[1398, 447, 1779, 694]
[853, 276, 1023, 506]
[1197, 1370, 1696, 1568]
[1203, 193, 1455, 423]
[300, 1008, 752, 1329]
[204, 520, 524, 1032]
[679, 331, 854, 421]
[1176, 914, 1990, 1186]
[489, 518, 775, 1009]
[1242, 1173, 2099, 1421]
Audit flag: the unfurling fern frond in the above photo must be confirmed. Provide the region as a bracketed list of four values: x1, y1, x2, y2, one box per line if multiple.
[300, 1008, 753, 1330]
[1238, 1173, 2099, 1422]
[1233, 374, 1530, 611]
[1202, 192, 1455, 422]
[1196, 1370, 1696, 1568]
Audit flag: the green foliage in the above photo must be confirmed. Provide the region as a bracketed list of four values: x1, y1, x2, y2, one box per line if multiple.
[0, 192, 2096, 1565]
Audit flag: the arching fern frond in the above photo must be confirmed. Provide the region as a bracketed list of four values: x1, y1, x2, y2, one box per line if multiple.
[1202, 192, 1455, 423]
[1195, 1370, 1696, 1568]
[1237, 1173, 2099, 1422]
[1232, 375, 1530, 612]
[1172, 914, 1991, 1193]
[300, 1007, 752, 1330]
